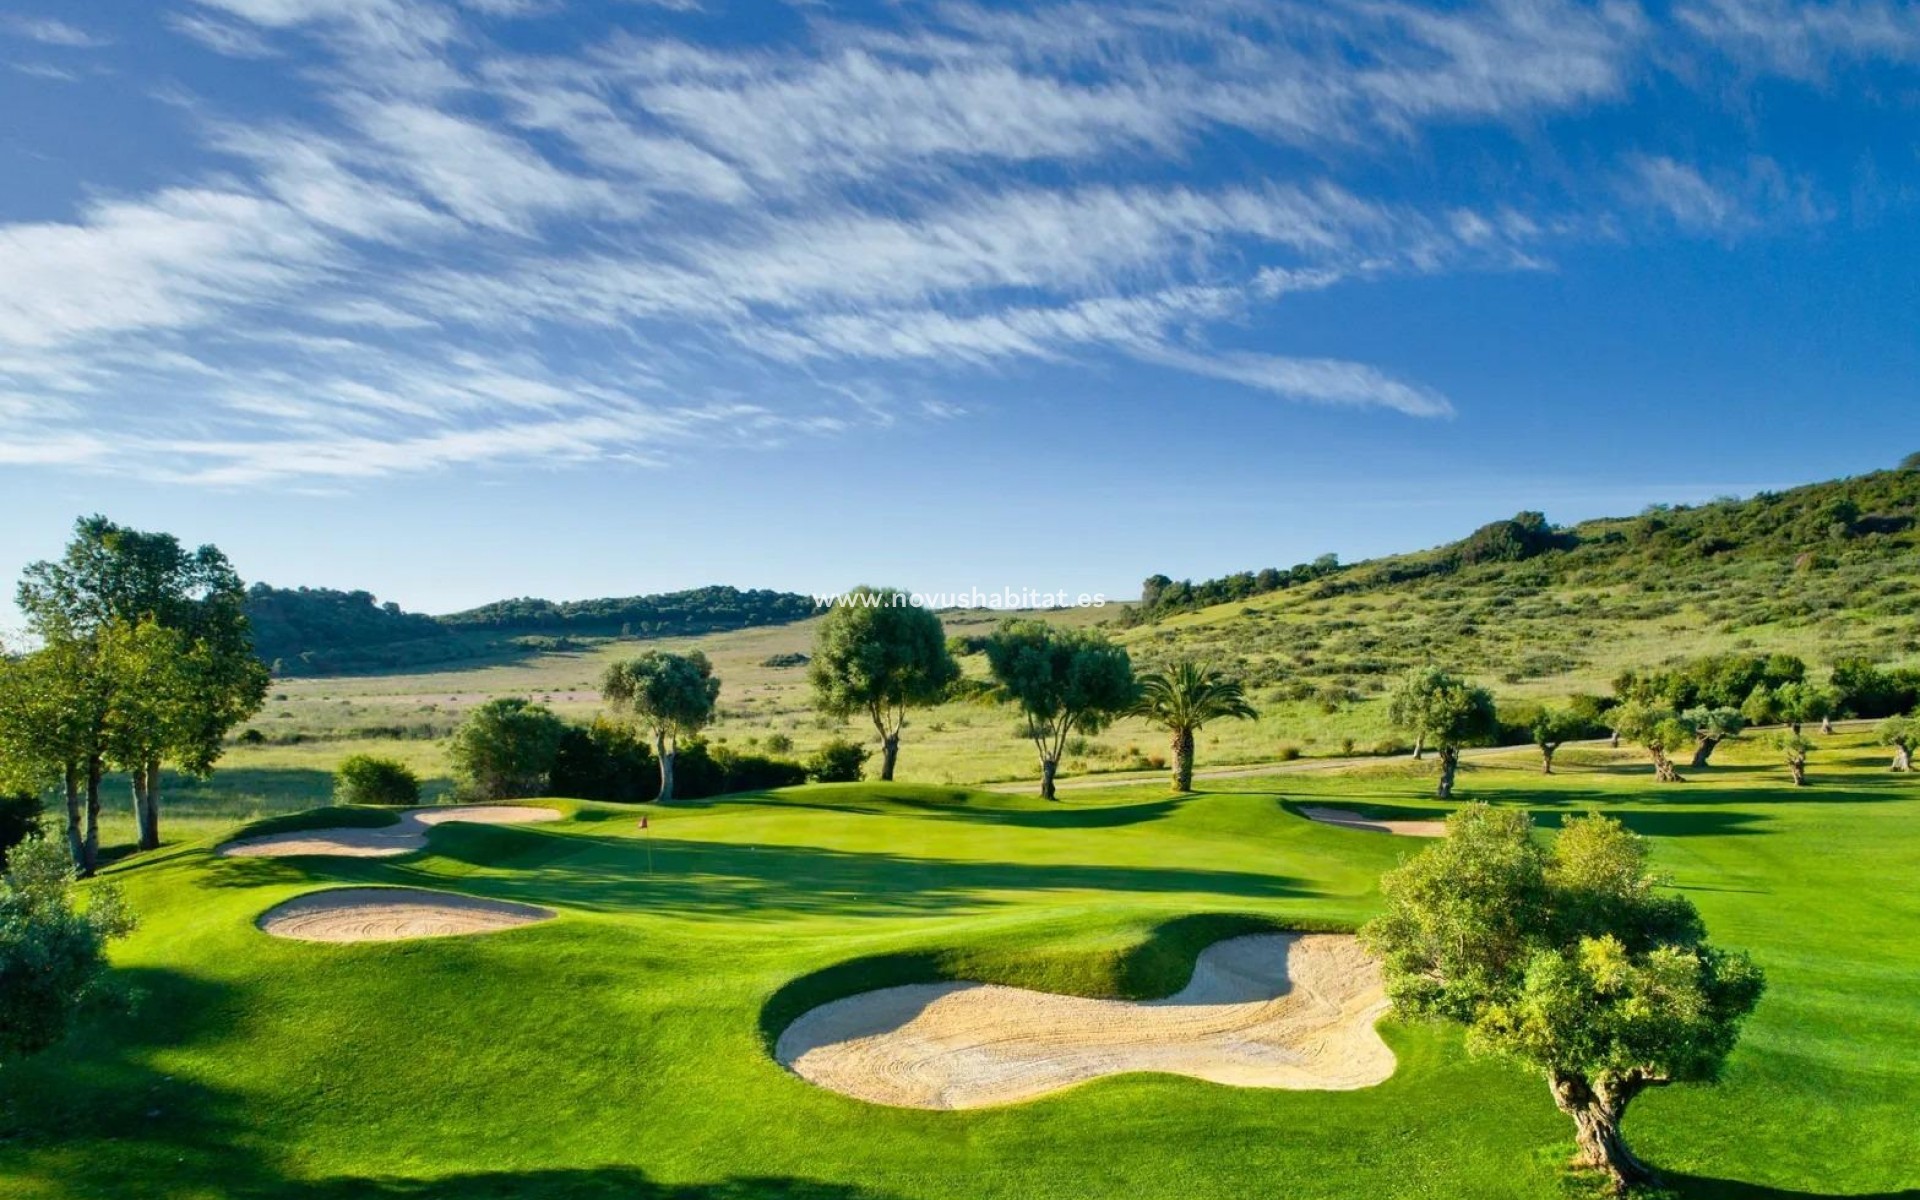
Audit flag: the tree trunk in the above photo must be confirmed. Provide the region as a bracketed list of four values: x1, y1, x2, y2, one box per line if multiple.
[1436, 746, 1459, 800]
[1689, 736, 1720, 770]
[1790, 721, 1803, 736]
[1651, 746, 1682, 783]
[1171, 728, 1195, 792]
[1894, 745, 1913, 772]
[879, 735, 900, 782]
[656, 733, 674, 803]
[63, 761, 84, 868]
[1040, 756, 1059, 801]
[1821, 715, 1834, 736]
[1609, 730, 1620, 749]
[1550, 1074, 1657, 1192]
[134, 757, 162, 851]
[1540, 744, 1556, 775]
[82, 755, 103, 877]
[1787, 758, 1807, 787]
[1410, 733, 1425, 760]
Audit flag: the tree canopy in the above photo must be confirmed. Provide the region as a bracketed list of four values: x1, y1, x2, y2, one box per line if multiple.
[808, 589, 959, 782]
[602, 652, 721, 802]
[1362, 805, 1764, 1189]
[983, 621, 1136, 800]
[1387, 668, 1498, 798]
[447, 698, 567, 801]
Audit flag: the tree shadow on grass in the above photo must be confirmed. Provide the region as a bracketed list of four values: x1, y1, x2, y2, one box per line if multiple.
[1274, 796, 1773, 839]
[257, 1170, 907, 1200]
[1659, 1173, 1920, 1199]
[879, 794, 1192, 829]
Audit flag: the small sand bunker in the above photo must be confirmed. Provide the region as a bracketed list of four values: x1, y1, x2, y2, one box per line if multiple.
[220, 804, 561, 859]
[1300, 806, 1446, 838]
[775, 933, 1392, 1110]
[257, 887, 555, 942]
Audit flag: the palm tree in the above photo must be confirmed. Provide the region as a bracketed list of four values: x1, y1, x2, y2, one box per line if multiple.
[1131, 662, 1259, 792]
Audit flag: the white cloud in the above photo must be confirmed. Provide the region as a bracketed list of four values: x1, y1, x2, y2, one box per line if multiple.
[1679, 0, 1920, 77]
[1622, 154, 1826, 234]
[1, 17, 109, 48]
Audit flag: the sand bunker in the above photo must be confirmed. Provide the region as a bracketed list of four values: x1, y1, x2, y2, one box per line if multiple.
[257, 887, 555, 942]
[775, 933, 1393, 1109]
[1300, 806, 1446, 838]
[219, 804, 561, 859]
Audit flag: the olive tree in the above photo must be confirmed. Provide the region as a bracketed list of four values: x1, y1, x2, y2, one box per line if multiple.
[1770, 732, 1812, 787]
[447, 698, 567, 800]
[1362, 806, 1764, 1190]
[1529, 707, 1587, 776]
[983, 621, 1136, 801]
[1684, 707, 1745, 769]
[1772, 681, 1835, 736]
[1388, 668, 1498, 799]
[1131, 662, 1257, 792]
[0, 836, 135, 1063]
[1877, 716, 1918, 772]
[602, 652, 720, 802]
[807, 588, 959, 782]
[1612, 702, 1694, 783]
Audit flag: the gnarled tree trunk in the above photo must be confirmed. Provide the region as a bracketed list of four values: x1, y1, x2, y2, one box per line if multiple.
[1550, 1073, 1656, 1192]
[879, 735, 900, 782]
[655, 732, 675, 803]
[1650, 746, 1682, 783]
[1786, 757, 1807, 786]
[1040, 756, 1059, 801]
[1540, 744, 1556, 775]
[1893, 745, 1913, 772]
[1821, 715, 1834, 736]
[1171, 727, 1195, 792]
[1410, 733, 1425, 760]
[1689, 736, 1721, 769]
[1436, 746, 1460, 799]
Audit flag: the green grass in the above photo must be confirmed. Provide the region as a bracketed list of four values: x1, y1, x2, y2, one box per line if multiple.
[4, 735, 1914, 1199]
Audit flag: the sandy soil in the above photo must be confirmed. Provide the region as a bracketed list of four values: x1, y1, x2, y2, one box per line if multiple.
[775, 933, 1393, 1109]
[257, 887, 555, 942]
[218, 804, 562, 859]
[1299, 806, 1447, 837]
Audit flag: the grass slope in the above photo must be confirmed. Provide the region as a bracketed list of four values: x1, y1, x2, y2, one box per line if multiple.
[3, 735, 1915, 1199]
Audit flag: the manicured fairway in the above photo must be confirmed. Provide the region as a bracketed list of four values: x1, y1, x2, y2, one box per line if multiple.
[2, 736, 1915, 1199]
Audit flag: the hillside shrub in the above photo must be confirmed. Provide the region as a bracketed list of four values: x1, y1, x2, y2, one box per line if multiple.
[806, 738, 869, 783]
[448, 698, 566, 800]
[333, 755, 421, 806]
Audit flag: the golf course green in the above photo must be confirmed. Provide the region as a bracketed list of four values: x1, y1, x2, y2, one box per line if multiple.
[1, 735, 1914, 1200]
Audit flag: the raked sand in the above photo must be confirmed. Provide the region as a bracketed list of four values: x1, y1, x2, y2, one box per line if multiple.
[1299, 806, 1447, 838]
[219, 804, 562, 859]
[257, 887, 555, 942]
[775, 933, 1393, 1109]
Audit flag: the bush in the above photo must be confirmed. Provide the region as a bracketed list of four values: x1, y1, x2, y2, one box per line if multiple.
[551, 719, 656, 803]
[711, 747, 807, 793]
[333, 755, 421, 806]
[447, 697, 566, 800]
[1275, 745, 1302, 762]
[806, 738, 869, 783]
[0, 792, 44, 871]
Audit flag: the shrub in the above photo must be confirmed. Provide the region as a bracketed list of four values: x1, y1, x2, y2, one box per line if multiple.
[806, 738, 870, 783]
[0, 792, 44, 871]
[333, 755, 421, 806]
[237, 728, 266, 745]
[447, 697, 566, 800]
[764, 733, 794, 755]
[711, 748, 807, 793]
[1275, 745, 1302, 762]
[551, 719, 656, 803]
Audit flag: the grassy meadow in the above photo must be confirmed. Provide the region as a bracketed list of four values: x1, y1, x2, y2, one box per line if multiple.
[5, 732, 1916, 1200]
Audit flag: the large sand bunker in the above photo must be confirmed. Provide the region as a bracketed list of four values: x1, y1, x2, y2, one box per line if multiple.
[257, 887, 555, 942]
[1300, 806, 1446, 838]
[219, 804, 561, 859]
[775, 933, 1393, 1109]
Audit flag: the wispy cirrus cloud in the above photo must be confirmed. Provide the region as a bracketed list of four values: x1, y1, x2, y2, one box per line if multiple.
[0, 0, 1903, 484]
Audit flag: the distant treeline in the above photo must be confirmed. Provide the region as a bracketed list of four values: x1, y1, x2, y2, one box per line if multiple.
[245, 584, 821, 677]
[1137, 467, 1920, 618]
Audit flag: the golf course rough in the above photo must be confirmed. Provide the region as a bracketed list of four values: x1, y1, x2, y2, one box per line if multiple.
[775, 932, 1393, 1109]
[256, 886, 557, 942]
[217, 803, 563, 858]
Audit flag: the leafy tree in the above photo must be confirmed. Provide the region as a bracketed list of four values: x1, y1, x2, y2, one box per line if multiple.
[0, 836, 135, 1064]
[1902, 451, 1920, 471]
[601, 652, 721, 802]
[1130, 662, 1258, 792]
[1362, 806, 1764, 1189]
[551, 719, 657, 803]
[16, 516, 267, 852]
[983, 621, 1137, 800]
[447, 698, 566, 801]
[1739, 683, 1778, 727]
[1683, 707, 1745, 769]
[1770, 733, 1812, 787]
[1529, 707, 1587, 775]
[1611, 702, 1694, 783]
[333, 755, 421, 806]
[1771, 681, 1834, 735]
[808, 588, 959, 782]
[1828, 658, 1920, 720]
[804, 738, 870, 783]
[1877, 716, 1919, 772]
[1387, 668, 1498, 799]
[0, 792, 42, 871]
[0, 635, 113, 873]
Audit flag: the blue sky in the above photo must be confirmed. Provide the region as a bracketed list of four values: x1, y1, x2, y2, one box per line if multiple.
[1, 0, 1917, 623]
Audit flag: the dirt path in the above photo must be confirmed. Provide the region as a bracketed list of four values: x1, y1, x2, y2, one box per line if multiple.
[775, 933, 1392, 1109]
